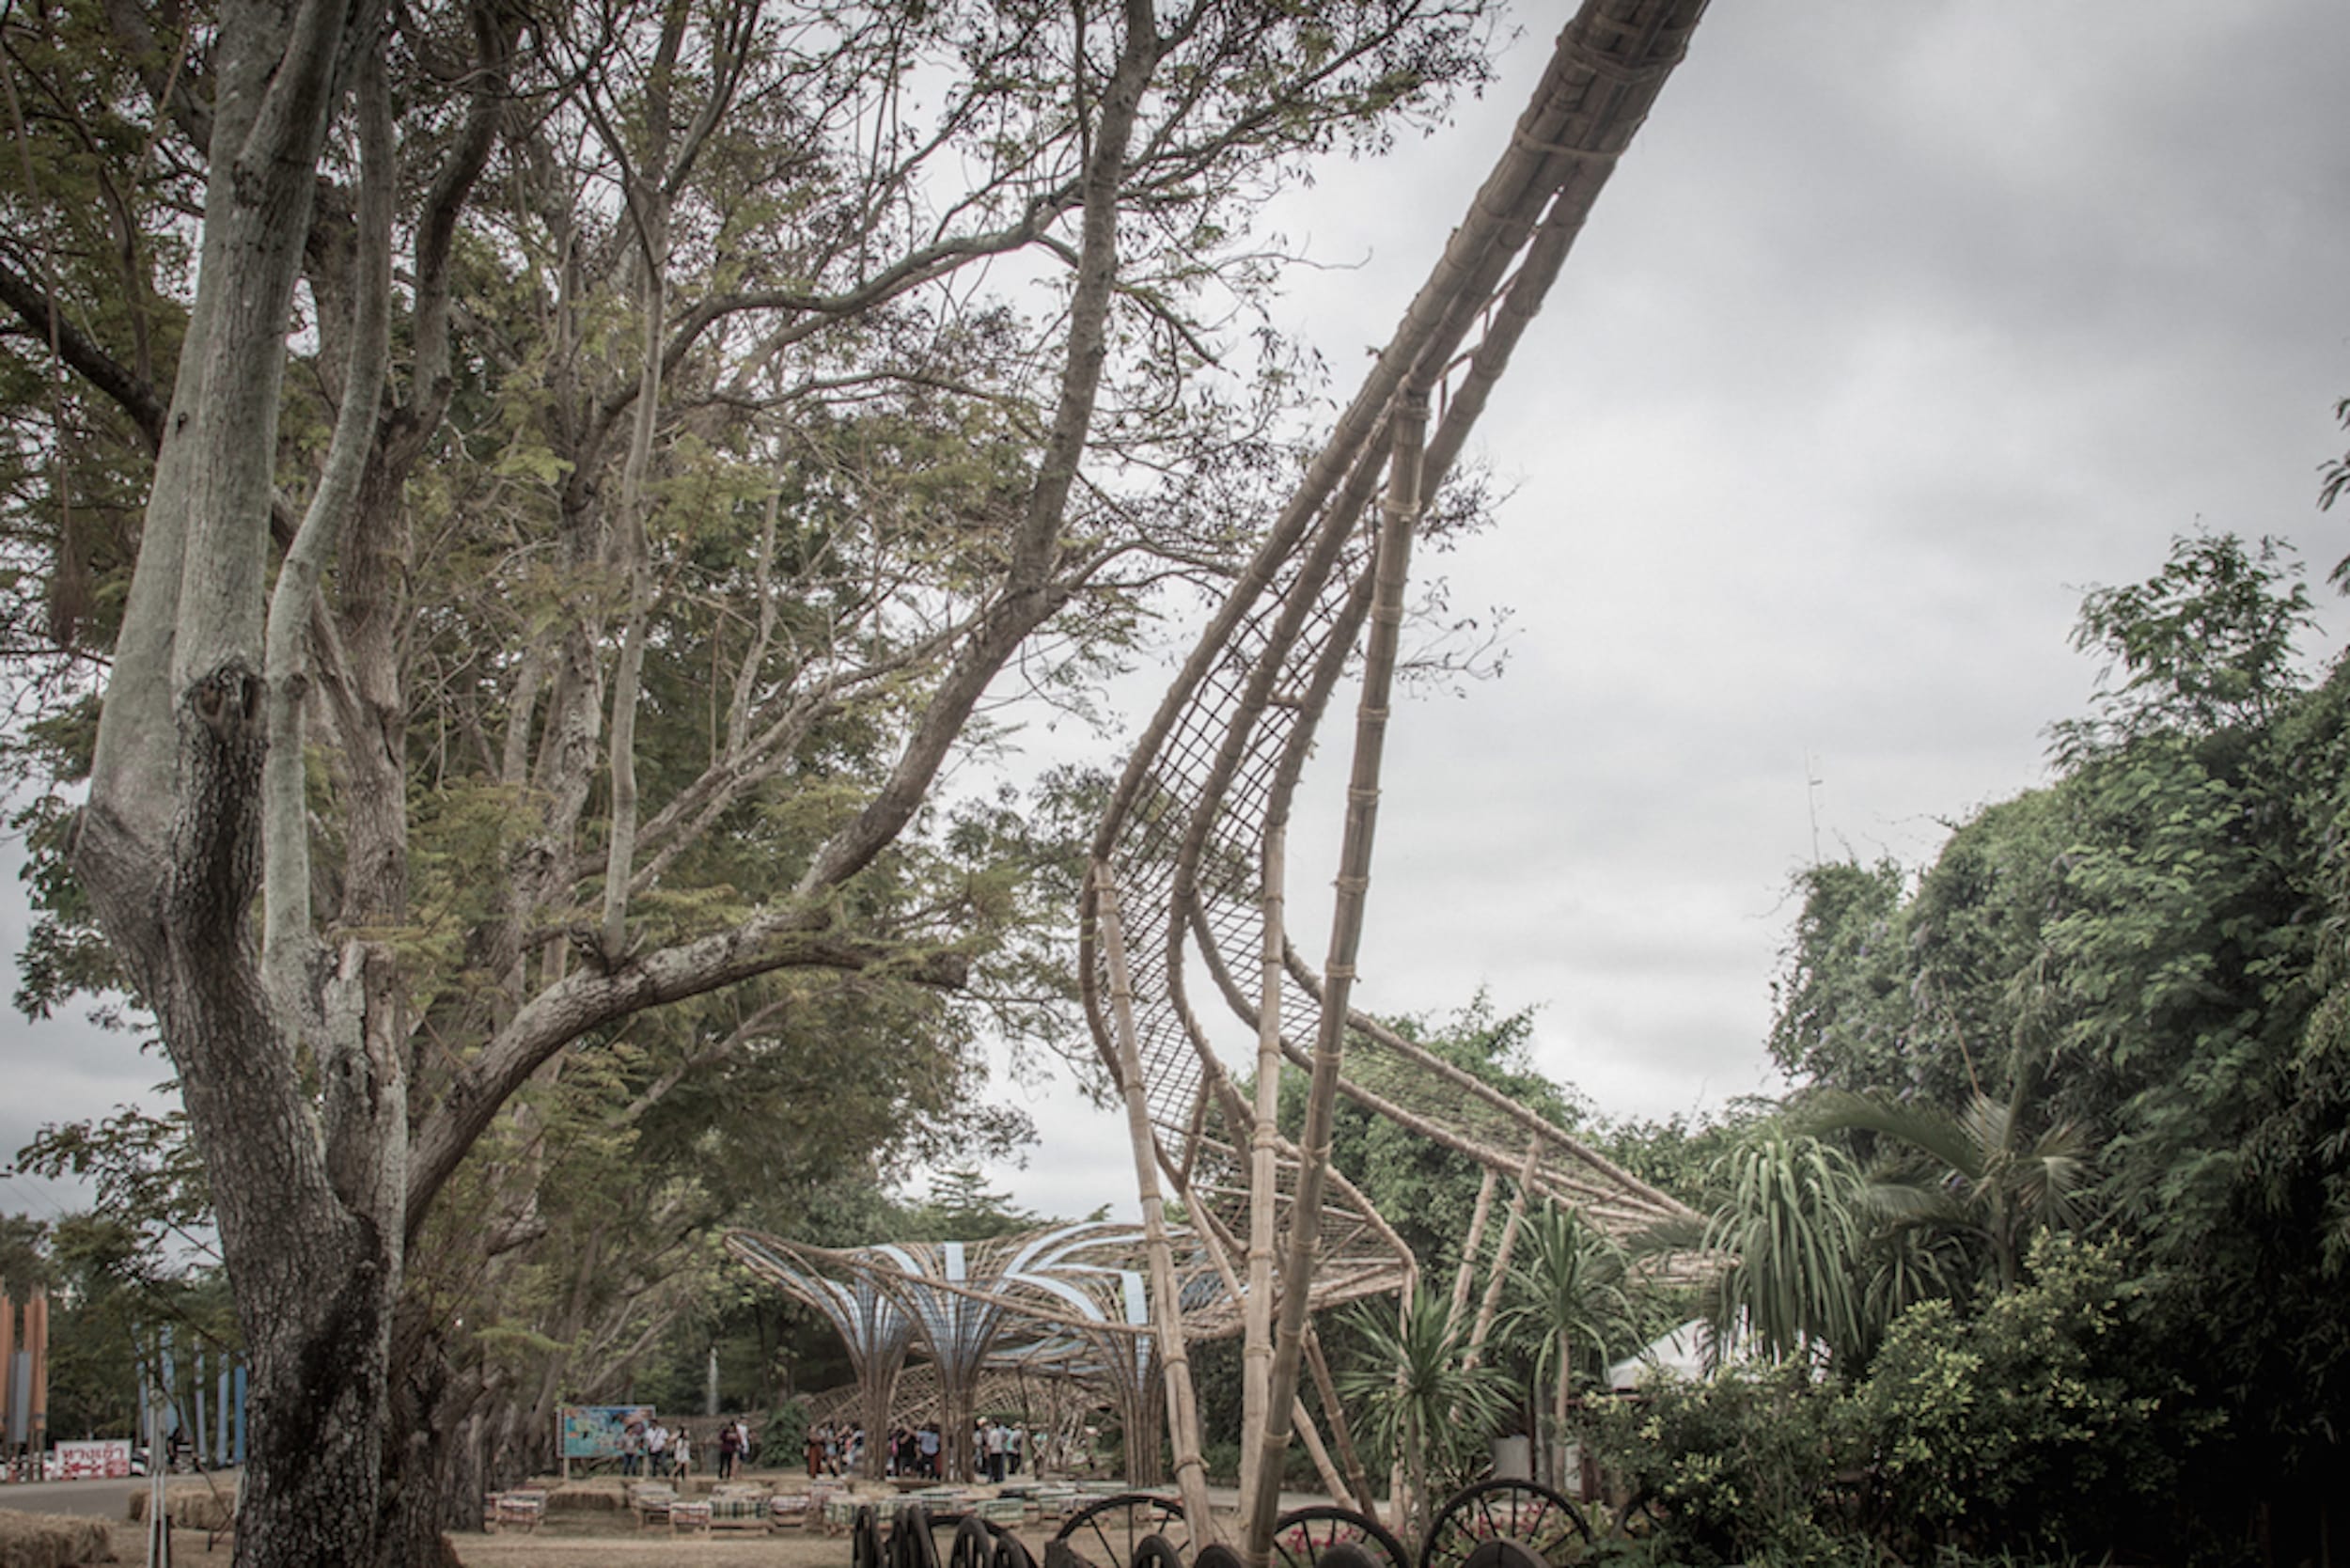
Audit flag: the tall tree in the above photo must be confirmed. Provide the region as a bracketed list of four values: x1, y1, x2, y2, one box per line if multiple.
[1, 1, 1506, 1560]
[1765, 531, 2350, 1555]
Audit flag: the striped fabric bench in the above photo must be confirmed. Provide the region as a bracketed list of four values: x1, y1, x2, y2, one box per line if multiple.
[669, 1500, 714, 1534]
[707, 1491, 769, 1531]
[489, 1491, 547, 1532]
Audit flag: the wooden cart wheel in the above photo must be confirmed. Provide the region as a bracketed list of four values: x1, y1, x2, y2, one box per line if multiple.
[1418, 1482, 1591, 1568]
[894, 1504, 945, 1568]
[854, 1506, 885, 1568]
[1051, 1492, 1187, 1568]
[1271, 1505, 1413, 1568]
[1461, 1538, 1549, 1568]
[952, 1515, 997, 1568]
[1131, 1532, 1187, 1568]
[992, 1523, 1040, 1568]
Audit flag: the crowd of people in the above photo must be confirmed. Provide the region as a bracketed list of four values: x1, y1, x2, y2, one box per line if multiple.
[801, 1417, 1038, 1482]
[616, 1415, 757, 1482]
[607, 1409, 1055, 1485]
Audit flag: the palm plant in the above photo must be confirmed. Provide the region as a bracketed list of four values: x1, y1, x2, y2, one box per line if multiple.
[1498, 1202, 1633, 1491]
[1337, 1291, 1518, 1543]
[1700, 1126, 1872, 1370]
[1803, 1084, 2093, 1294]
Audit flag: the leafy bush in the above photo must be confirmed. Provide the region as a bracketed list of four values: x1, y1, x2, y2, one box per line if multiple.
[1855, 1236, 2197, 1558]
[1588, 1239, 2205, 1564]
[1589, 1361, 1862, 1565]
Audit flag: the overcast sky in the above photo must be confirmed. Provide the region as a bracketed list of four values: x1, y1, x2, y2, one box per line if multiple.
[967, 0, 2350, 1219]
[7, 1, 2350, 1231]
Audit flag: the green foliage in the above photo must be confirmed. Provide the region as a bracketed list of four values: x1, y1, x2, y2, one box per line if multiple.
[1856, 1237, 2189, 1560]
[760, 1395, 812, 1460]
[1767, 859, 1914, 1095]
[1801, 1085, 2092, 1295]
[0, 1208, 240, 1440]
[901, 1166, 1040, 1241]
[1315, 992, 1588, 1280]
[1335, 1290, 1519, 1538]
[2055, 531, 2315, 758]
[1590, 1240, 2197, 1566]
[1500, 1203, 1635, 1395]
[1700, 1127, 1871, 1369]
[1757, 530, 2350, 1560]
[1590, 1360, 1861, 1566]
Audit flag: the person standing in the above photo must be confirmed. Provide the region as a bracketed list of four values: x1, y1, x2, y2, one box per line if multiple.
[646, 1418, 671, 1478]
[717, 1419, 742, 1481]
[982, 1419, 1008, 1484]
[672, 1427, 693, 1484]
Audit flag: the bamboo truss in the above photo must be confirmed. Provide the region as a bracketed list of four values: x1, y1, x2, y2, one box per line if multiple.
[1077, 2, 1714, 1556]
[728, 1222, 1255, 1486]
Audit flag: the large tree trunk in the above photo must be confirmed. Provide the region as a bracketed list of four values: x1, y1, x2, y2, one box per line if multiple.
[73, 0, 402, 1562]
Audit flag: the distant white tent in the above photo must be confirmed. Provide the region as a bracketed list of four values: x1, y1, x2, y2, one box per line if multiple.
[1606, 1320, 1719, 1390]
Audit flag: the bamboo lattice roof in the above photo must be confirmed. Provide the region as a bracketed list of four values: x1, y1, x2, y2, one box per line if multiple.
[1080, 0, 1711, 1277]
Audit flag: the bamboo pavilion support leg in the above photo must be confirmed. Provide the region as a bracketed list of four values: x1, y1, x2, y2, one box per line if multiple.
[1465, 1141, 1545, 1372]
[1447, 1168, 1500, 1341]
[1243, 817, 1290, 1512]
[1244, 394, 1431, 1567]
[1096, 865, 1223, 1541]
[1291, 1396, 1350, 1506]
[1305, 1328, 1381, 1519]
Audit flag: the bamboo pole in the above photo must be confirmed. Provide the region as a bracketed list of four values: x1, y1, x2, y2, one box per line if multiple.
[1304, 1328, 1382, 1517]
[1448, 1168, 1501, 1340]
[1243, 391, 1429, 1566]
[1096, 866, 1222, 1540]
[1292, 1396, 1350, 1506]
[1465, 1141, 1545, 1371]
[1242, 808, 1288, 1517]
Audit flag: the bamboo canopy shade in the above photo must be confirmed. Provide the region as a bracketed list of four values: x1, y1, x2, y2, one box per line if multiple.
[727, 1221, 1324, 1483]
[726, 1231, 916, 1479]
[1077, 1, 1716, 1553]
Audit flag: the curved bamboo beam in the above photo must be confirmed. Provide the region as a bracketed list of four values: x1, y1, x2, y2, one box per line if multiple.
[1079, 5, 1716, 1558]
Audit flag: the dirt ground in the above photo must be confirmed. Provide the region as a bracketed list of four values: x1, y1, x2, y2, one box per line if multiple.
[80, 1481, 1071, 1568]
[73, 1520, 870, 1565]
[85, 1518, 1052, 1567]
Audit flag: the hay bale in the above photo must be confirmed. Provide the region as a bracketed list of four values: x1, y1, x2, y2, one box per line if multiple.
[0, 1507, 117, 1568]
[123, 1483, 234, 1532]
[545, 1484, 621, 1513]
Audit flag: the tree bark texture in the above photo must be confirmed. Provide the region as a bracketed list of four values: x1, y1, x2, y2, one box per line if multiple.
[73, 1, 404, 1562]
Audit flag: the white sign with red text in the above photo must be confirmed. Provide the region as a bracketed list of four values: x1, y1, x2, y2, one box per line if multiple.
[51, 1439, 133, 1480]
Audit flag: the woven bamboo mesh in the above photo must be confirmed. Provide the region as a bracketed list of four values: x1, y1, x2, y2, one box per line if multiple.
[1081, 0, 1710, 1309]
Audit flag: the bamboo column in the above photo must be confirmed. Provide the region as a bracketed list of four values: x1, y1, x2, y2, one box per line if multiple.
[1095, 866, 1222, 1539]
[1243, 392, 1430, 1565]
[1304, 1330, 1381, 1517]
[1241, 809, 1290, 1513]
[1447, 1169, 1501, 1339]
[1465, 1141, 1545, 1371]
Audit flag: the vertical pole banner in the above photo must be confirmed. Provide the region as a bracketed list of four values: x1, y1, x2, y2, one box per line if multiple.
[1, 1283, 18, 1456]
[191, 1348, 207, 1466]
[147, 1377, 173, 1567]
[24, 1291, 46, 1471]
[160, 1325, 177, 1442]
